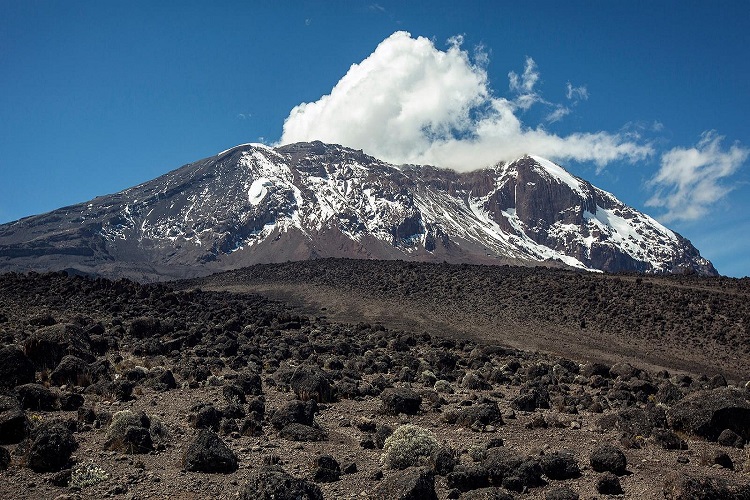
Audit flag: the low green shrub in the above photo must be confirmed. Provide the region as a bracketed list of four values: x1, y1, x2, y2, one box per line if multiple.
[380, 424, 438, 470]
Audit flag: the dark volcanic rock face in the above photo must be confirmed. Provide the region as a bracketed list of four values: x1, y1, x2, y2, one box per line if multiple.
[0, 142, 715, 280]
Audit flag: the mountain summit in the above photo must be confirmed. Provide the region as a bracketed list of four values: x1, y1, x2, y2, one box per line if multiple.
[0, 141, 716, 280]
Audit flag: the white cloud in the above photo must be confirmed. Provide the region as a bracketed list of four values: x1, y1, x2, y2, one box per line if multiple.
[566, 82, 588, 101]
[647, 131, 749, 222]
[508, 56, 542, 110]
[280, 31, 652, 171]
[546, 105, 571, 124]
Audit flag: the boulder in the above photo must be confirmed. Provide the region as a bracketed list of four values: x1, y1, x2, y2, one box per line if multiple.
[0, 446, 10, 470]
[270, 400, 317, 429]
[442, 402, 502, 428]
[445, 464, 490, 491]
[238, 465, 322, 500]
[188, 403, 222, 431]
[23, 323, 92, 370]
[0, 393, 27, 444]
[596, 472, 623, 494]
[545, 486, 580, 500]
[50, 355, 90, 387]
[278, 423, 327, 442]
[15, 383, 57, 411]
[313, 454, 340, 483]
[663, 472, 750, 499]
[183, 429, 238, 473]
[289, 366, 335, 403]
[540, 450, 580, 480]
[0, 347, 35, 388]
[482, 447, 545, 491]
[717, 428, 744, 448]
[26, 423, 77, 472]
[589, 444, 627, 475]
[667, 388, 750, 441]
[380, 387, 422, 415]
[371, 466, 437, 500]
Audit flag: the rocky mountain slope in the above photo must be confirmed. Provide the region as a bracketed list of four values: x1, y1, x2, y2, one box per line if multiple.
[0, 141, 716, 280]
[0, 270, 748, 499]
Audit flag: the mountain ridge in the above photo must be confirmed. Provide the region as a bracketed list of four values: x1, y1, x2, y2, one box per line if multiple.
[0, 141, 717, 280]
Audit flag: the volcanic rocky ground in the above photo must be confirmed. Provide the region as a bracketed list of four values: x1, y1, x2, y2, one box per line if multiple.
[0, 263, 748, 499]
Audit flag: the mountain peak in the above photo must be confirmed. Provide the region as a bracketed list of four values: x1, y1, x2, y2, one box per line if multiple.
[0, 141, 717, 280]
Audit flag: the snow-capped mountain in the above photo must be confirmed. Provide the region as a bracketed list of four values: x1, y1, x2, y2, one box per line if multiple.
[0, 141, 717, 280]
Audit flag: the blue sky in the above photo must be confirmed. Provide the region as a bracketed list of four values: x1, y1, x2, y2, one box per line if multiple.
[1, 1, 749, 276]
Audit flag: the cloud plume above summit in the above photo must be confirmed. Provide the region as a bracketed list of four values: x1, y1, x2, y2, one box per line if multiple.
[280, 31, 652, 171]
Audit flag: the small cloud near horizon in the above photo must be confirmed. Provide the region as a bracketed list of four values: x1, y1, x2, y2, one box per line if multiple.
[647, 131, 749, 222]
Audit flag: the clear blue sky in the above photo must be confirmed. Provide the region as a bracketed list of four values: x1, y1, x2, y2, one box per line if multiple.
[1, 1, 749, 276]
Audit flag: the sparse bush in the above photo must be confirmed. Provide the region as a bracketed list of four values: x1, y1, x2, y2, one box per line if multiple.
[421, 370, 437, 387]
[69, 461, 109, 488]
[434, 379, 454, 394]
[380, 424, 438, 470]
[468, 443, 487, 462]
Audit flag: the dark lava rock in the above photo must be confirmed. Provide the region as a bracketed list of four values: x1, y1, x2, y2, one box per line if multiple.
[717, 428, 744, 448]
[0, 346, 35, 388]
[609, 362, 639, 380]
[188, 403, 222, 431]
[238, 465, 323, 500]
[128, 317, 162, 339]
[58, 392, 84, 411]
[270, 400, 317, 429]
[652, 428, 687, 450]
[26, 422, 77, 472]
[0, 393, 27, 444]
[545, 486, 580, 500]
[24, 323, 92, 370]
[279, 423, 327, 442]
[222, 384, 246, 404]
[663, 472, 750, 499]
[431, 445, 457, 475]
[708, 450, 734, 469]
[589, 444, 627, 475]
[145, 367, 177, 391]
[482, 447, 544, 491]
[510, 386, 549, 412]
[460, 487, 514, 499]
[580, 362, 610, 378]
[540, 450, 580, 479]
[289, 366, 336, 403]
[313, 454, 340, 482]
[0, 446, 10, 470]
[50, 355, 90, 387]
[183, 429, 238, 473]
[444, 402, 503, 429]
[380, 387, 422, 415]
[236, 372, 263, 396]
[596, 471, 623, 494]
[445, 464, 490, 491]
[371, 466, 437, 500]
[241, 413, 263, 437]
[374, 423, 394, 449]
[15, 383, 57, 411]
[667, 388, 750, 441]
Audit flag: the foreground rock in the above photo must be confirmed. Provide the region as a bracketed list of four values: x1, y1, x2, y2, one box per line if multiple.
[238, 465, 322, 499]
[183, 429, 238, 473]
[667, 388, 750, 441]
[371, 466, 437, 500]
[25, 423, 77, 472]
